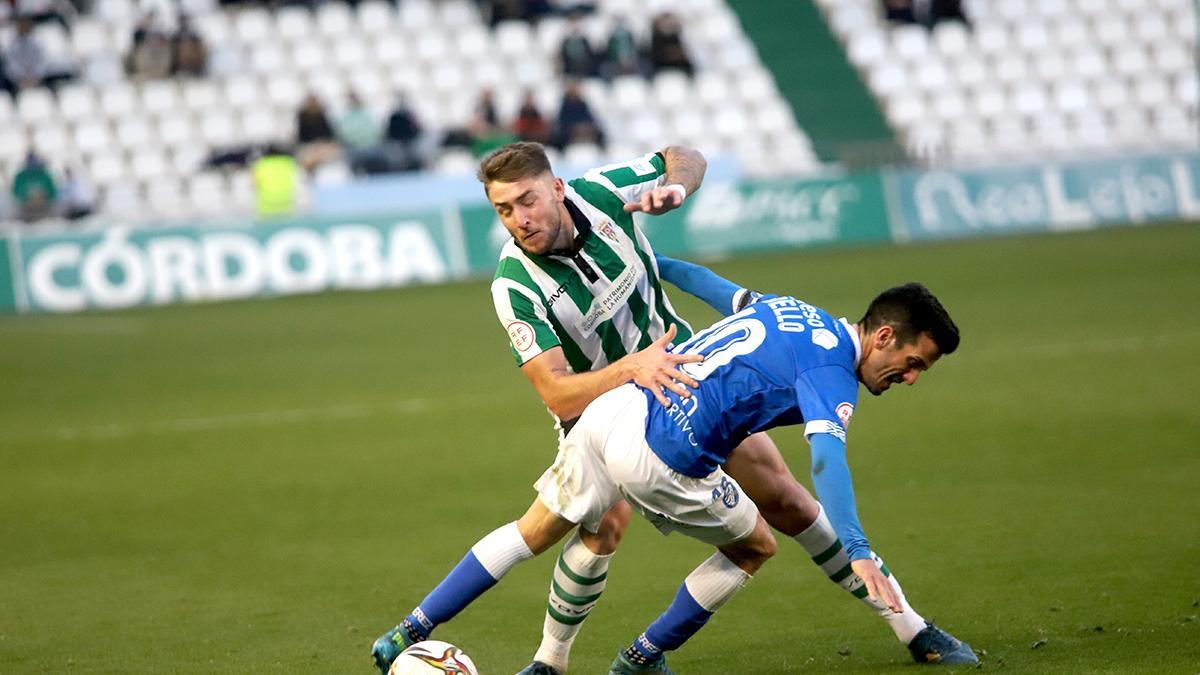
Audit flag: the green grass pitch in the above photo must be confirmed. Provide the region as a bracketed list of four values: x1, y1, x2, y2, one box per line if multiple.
[1, 222, 1197, 673]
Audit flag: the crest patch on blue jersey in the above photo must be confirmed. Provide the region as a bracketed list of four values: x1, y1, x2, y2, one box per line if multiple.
[811, 328, 839, 350]
[712, 477, 740, 508]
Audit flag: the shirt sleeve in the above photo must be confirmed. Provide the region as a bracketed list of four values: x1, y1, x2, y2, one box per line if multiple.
[580, 152, 667, 205]
[653, 253, 744, 317]
[491, 276, 560, 366]
[795, 365, 859, 442]
[809, 432, 871, 561]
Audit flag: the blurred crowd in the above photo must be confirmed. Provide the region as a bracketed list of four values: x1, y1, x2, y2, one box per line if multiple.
[3, 0, 697, 222]
[880, 0, 970, 29]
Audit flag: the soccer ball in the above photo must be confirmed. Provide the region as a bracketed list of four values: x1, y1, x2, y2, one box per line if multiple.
[388, 640, 479, 675]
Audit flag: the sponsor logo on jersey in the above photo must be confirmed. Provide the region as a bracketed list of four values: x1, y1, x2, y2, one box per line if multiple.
[507, 321, 536, 352]
[546, 281, 571, 307]
[595, 219, 619, 242]
[836, 402, 855, 428]
[811, 327, 839, 350]
[712, 476, 740, 508]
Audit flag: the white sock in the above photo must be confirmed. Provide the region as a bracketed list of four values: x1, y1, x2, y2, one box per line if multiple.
[794, 504, 926, 643]
[533, 532, 612, 672]
[470, 522, 534, 579]
[683, 552, 752, 611]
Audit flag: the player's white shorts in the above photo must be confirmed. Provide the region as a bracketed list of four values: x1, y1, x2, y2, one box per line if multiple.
[535, 384, 758, 548]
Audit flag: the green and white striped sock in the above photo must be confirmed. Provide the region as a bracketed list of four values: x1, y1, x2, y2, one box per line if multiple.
[795, 504, 927, 644]
[533, 532, 612, 672]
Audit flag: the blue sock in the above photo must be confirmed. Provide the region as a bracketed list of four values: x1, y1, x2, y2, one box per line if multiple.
[405, 551, 498, 640]
[625, 583, 713, 662]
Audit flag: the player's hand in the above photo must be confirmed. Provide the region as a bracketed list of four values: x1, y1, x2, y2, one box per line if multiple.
[622, 184, 686, 215]
[851, 558, 902, 613]
[624, 324, 704, 408]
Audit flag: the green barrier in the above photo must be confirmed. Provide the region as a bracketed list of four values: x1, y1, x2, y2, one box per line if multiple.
[10, 152, 1195, 314]
[886, 152, 1200, 240]
[0, 233, 16, 313]
[15, 214, 454, 313]
[647, 173, 891, 255]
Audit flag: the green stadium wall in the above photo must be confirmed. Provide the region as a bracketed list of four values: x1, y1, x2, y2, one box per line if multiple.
[3, 151, 1199, 314]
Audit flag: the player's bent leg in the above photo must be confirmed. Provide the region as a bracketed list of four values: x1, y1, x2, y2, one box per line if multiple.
[527, 503, 631, 674]
[610, 517, 776, 674]
[579, 500, 632, 554]
[726, 433, 969, 656]
[724, 431, 819, 536]
[372, 499, 574, 674]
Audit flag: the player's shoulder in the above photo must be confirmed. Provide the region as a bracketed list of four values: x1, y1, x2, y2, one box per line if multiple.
[493, 241, 535, 283]
[755, 295, 855, 365]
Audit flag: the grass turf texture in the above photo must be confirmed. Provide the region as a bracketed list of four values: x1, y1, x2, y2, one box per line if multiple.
[1, 222, 1197, 673]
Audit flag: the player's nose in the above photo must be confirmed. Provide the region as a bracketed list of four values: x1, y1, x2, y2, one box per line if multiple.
[904, 370, 920, 385]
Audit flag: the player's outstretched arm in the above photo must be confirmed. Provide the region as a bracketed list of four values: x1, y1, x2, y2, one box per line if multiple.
[521, 324, 703, 420]
[809, 433, 902, 612]
[622, 145, 707, 215]
[655, 253, 762, 317]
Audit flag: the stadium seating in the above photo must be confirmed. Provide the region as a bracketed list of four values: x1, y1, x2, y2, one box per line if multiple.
[816, 0, 1200, 162]
[1, 0, 817, 224]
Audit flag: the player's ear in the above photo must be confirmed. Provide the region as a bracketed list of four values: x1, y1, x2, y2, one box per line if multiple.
[552, 176, 565, 201]
[875, 325, 894, 350]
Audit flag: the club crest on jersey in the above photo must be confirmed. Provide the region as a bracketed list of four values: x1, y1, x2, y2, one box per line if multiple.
[595, 219, 618, 242]
[712, 476, 740, 508]
[811, 328, 839, 350]
[836, 402, 855, 428]
[507, 321, 535, 352]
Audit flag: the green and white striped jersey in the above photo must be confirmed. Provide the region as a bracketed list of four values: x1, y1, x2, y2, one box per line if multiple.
[491, 152, 693, 375]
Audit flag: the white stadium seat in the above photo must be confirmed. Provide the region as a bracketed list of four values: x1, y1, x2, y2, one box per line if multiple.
[73, 119, 114, 157]
[140, 81, 180, 118]
[100, 85, 137, 120]
[115, 117, 155, 151]
[275, 6, 315, 43]
[17, 88, 58, 124]
[57, 85, 97, 122]
[89, 153, 128, 186]
[317, 2, 355, 38]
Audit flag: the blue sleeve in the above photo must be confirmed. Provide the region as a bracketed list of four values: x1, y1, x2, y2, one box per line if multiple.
[654, 253, 743, 317]
[809, 432, 871, 561]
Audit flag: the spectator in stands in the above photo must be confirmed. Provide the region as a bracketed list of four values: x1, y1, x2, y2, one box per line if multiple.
[882, 0, 969, 28]
[4, 16, 49, 92]
[126, 12, 173, 81]
[12, 0, 75, 31]
[130, 9, 158, 52]
[882, 0, 917, 24]
[11, 150, 57, 222]
[383, 94, 425, 172]
[337, 91, 388, 174]
[559, 11, 598, 79]
[929, 0, 970, 26]
[469, 88, 518, 157]
[513, 89, 550, 145]
[58, 166, 95, 220]
[295, 93, 341, 172]
[553, 79, 605, 149]
[649, 11, 693, 77]
[171, 15, 208, 77]
[602, 16, 644, 80]
[480, 0, 553, 27]
[252, 145, 299, 218]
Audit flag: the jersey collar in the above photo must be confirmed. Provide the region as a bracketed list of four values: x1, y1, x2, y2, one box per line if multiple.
[548, 191, 592, 257]
[840, 317, 862, 367]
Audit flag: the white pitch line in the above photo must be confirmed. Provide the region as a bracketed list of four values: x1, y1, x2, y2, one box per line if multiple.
[1, 398, 433, 445]
[965, 331, 1195, 364]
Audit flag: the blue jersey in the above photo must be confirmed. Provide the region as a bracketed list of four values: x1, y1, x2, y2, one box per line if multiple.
[643, 295, 861, 478]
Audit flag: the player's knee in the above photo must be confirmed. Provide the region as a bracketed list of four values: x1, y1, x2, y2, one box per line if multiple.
[754, 531, 778, 562]
[584, 502, 632, 555]
[757, 482, 819, 537]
